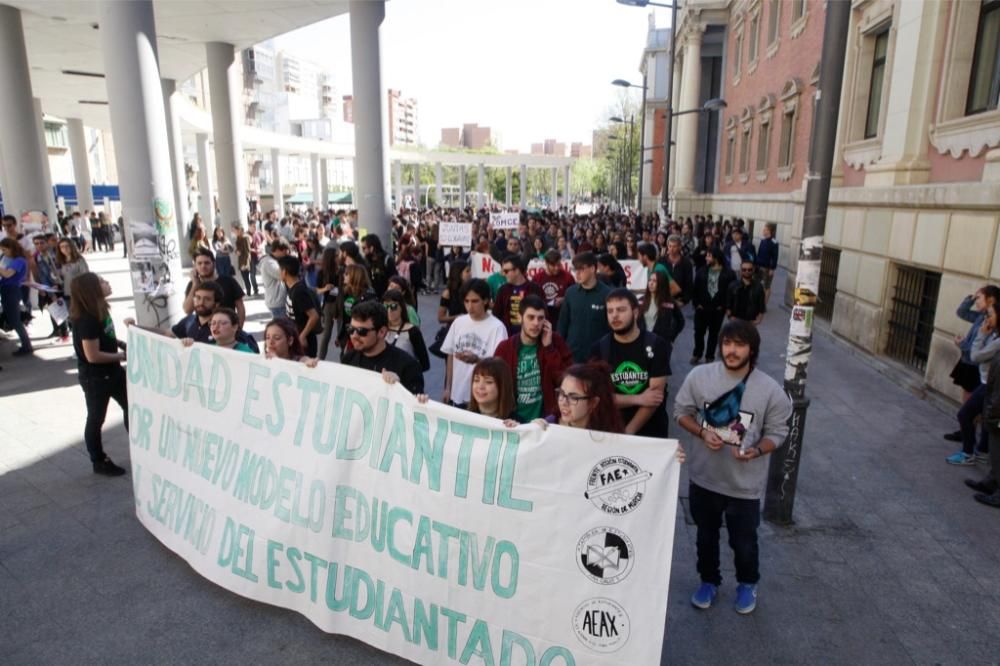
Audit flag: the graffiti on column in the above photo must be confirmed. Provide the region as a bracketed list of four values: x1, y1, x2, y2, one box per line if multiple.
[784, 235, 822, 386]
[128, 198, 177, 318]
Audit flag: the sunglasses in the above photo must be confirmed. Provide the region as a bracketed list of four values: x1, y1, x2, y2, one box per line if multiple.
[383, 302, 400, 311]
[346, 325, 375, 337]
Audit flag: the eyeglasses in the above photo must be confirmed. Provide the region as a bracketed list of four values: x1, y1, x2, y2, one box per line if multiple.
[555, 388, 592, 405]
[346, 325, 374, 337]
[383, 302, 400, 311]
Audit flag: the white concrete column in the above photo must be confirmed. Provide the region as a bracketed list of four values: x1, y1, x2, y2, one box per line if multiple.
[33, 98, 56, 214]
[97, 0, 184, 324]
[349, 0, 391, 243]
[310, 153, 321, 209]
[161, 79, 191, 266]
[563, 164, 571, 208]
[520, 164, 527, 207]
[550, 167, 558, 210]
[270, 149, 284, 215]
[476, 163, 485, 209]
[0, 146, 8, 215]
[505, 166, 513, 207]
[196, 133, 214, 223]
[319, 157, 329, 211]
[66, 118, 96, 214]
[205, 41, 248, 227]
[675, 29, 703, 193]
[866, 1, 947, 186]
[434, 162, 443, 207]
[669, 54, 683, 195]
[413, 163, 421, 207]
[0, 7, 53, 222]
[393, 160, 403, 211]
[459, 165, 467, 208]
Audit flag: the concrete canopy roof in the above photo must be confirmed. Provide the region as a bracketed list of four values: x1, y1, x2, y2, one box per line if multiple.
[10, 0, 350, 130]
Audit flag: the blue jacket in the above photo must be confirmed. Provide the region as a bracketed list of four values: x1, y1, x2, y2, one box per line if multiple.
[723, 238, 756, 265]
[756, 237, 779, 270]
[957, 295, 985, 364]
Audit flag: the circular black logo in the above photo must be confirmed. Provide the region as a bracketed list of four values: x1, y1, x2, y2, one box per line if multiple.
[576, 527, 634, 585]
[572, 597, 630, 652]
[585, 456, 651, 515]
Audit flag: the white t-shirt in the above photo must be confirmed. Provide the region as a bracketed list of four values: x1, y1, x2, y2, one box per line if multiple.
[441, 313, 508, 404]
[729, 245, 742, 272]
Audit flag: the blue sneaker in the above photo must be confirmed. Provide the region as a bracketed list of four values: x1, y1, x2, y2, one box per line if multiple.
[735, 583, 757, 614]
[690, 582, 718, 609]
[946, 452, 976, 466]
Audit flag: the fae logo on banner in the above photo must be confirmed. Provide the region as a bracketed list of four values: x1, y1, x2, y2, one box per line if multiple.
[489, 212, 520, 231]
[438, 222, 473, 249]
[125, 328, 680, 665]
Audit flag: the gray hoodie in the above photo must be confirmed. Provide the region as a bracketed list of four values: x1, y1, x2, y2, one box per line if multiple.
[673, 362, 792, 500]
[969, 328, 1000, 384]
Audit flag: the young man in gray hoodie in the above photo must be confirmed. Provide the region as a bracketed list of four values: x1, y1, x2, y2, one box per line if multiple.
[673, 319, 792, 615]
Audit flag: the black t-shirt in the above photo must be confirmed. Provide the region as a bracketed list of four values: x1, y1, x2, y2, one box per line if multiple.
[73, 313, 120, 376]
[184, 275, 245, 309]
[343, 344, 424, 394]
[591, 331, 672, 438]
[286, 281, 320, 343]
[171, 314, 213, 342]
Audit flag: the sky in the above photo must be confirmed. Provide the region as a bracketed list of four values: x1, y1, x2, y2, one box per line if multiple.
[273, 0, 670, 153]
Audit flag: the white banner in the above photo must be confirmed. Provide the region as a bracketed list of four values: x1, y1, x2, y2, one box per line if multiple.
[126, 328, 680, 665]
[470, 252, 501, 278]
[489, 212, 520, 230]
[439, 222, 473, 248]
[620, 260, 647, 292]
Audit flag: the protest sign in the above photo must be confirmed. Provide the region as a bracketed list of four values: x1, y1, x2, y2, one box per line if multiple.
[489, 212, 520, 231]
[127, 328, 680, 665]
[470, 252, 501, 278]
[438, 222, 472, 248]
[620, 260, 647, 292]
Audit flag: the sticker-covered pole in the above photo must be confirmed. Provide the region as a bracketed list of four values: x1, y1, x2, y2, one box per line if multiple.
[98, 0, 184, 327]
[764, 0, 851, 525]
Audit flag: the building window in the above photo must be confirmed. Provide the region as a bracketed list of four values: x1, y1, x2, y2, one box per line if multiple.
[778, 107, 796, 167]
[733, 27, 744, 80]
[864, 29, 890, 139]
[792, 0, 806, 22]
[767, 0, 780, 46]
[815, 248, 840, 321]
[756, 117, 771, 172]
[885, 266, 941, 374]
[726, 132, 736, 178]
[44, 122, 67, 149]
[740, 125, 752, 176]
[967, 0, 1000, 114]
[749, 12, 760, 64]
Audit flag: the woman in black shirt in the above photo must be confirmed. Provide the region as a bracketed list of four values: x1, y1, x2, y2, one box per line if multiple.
[69, 272, 128, 476]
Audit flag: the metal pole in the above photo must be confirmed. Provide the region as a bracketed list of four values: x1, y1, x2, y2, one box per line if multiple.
[763, 0, 851, 526]
[637, 75, 647, 212]
[660, 1, 677, 220]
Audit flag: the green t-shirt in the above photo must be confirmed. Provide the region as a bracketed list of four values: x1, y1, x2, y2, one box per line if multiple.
[515, 342, 543, 422]
[232, 341, 255, 354]
[487, 272, 507, 300]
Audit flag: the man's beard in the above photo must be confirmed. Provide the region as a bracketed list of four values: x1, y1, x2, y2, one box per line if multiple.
[612, 318, 635, 336]
[723, 353, 750, 371]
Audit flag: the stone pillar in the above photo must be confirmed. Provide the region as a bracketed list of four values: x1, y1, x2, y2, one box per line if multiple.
[0, 6, 52, 222]
[505, 166, 513, 207]
[97, 0, 184, 324]
[161, 79, 191, 266]
[477, 163, 485, 209]
[434, 162, 443, 207]
[319, 157, 329, 211]
[205, 42, 248, 227]
[33, 98, 55, 214]
[349, 0, 391, 244]
[550, 167, 558, 210]
[675, 29, 703, 193]
[310, 153, 321, 209]
[865, 1, 948, 186]
[520, 164, 527, 207]
[459, 165, 467, 208]
[393, 160, 403, 211]
[67, 118, 96, 214]
[563, 164, 571, 208]
[196, 133, 214, 223]
[270, 148, 284, 215]
[413, 163, 421, 208]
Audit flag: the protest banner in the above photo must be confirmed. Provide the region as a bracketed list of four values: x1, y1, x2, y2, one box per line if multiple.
[489, 212, 520, 231]
[438, 222, 473, 248]
[620, 260, 647, 292]
[470, 252, 501, 278]
[126, 327, 680, 665]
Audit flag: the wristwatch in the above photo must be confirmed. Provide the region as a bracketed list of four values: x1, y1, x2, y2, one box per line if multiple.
[752, 446, 763, 458]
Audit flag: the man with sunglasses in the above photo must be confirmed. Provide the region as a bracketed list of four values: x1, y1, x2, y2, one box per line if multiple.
[726, 259, 767, 325]
[342, 301, 424, 395]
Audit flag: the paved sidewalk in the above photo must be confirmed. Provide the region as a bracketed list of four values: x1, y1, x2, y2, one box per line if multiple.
[1, 252, 998, 664]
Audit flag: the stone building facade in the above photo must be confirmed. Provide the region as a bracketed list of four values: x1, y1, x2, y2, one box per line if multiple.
[666, 0, 1000, 400]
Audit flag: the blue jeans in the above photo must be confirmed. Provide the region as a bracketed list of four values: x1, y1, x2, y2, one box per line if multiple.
[269, 306, 287, 320]
[1, 285, 32, 350]
[958, 383, 989, 455]
[690, 481, 761, 586]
